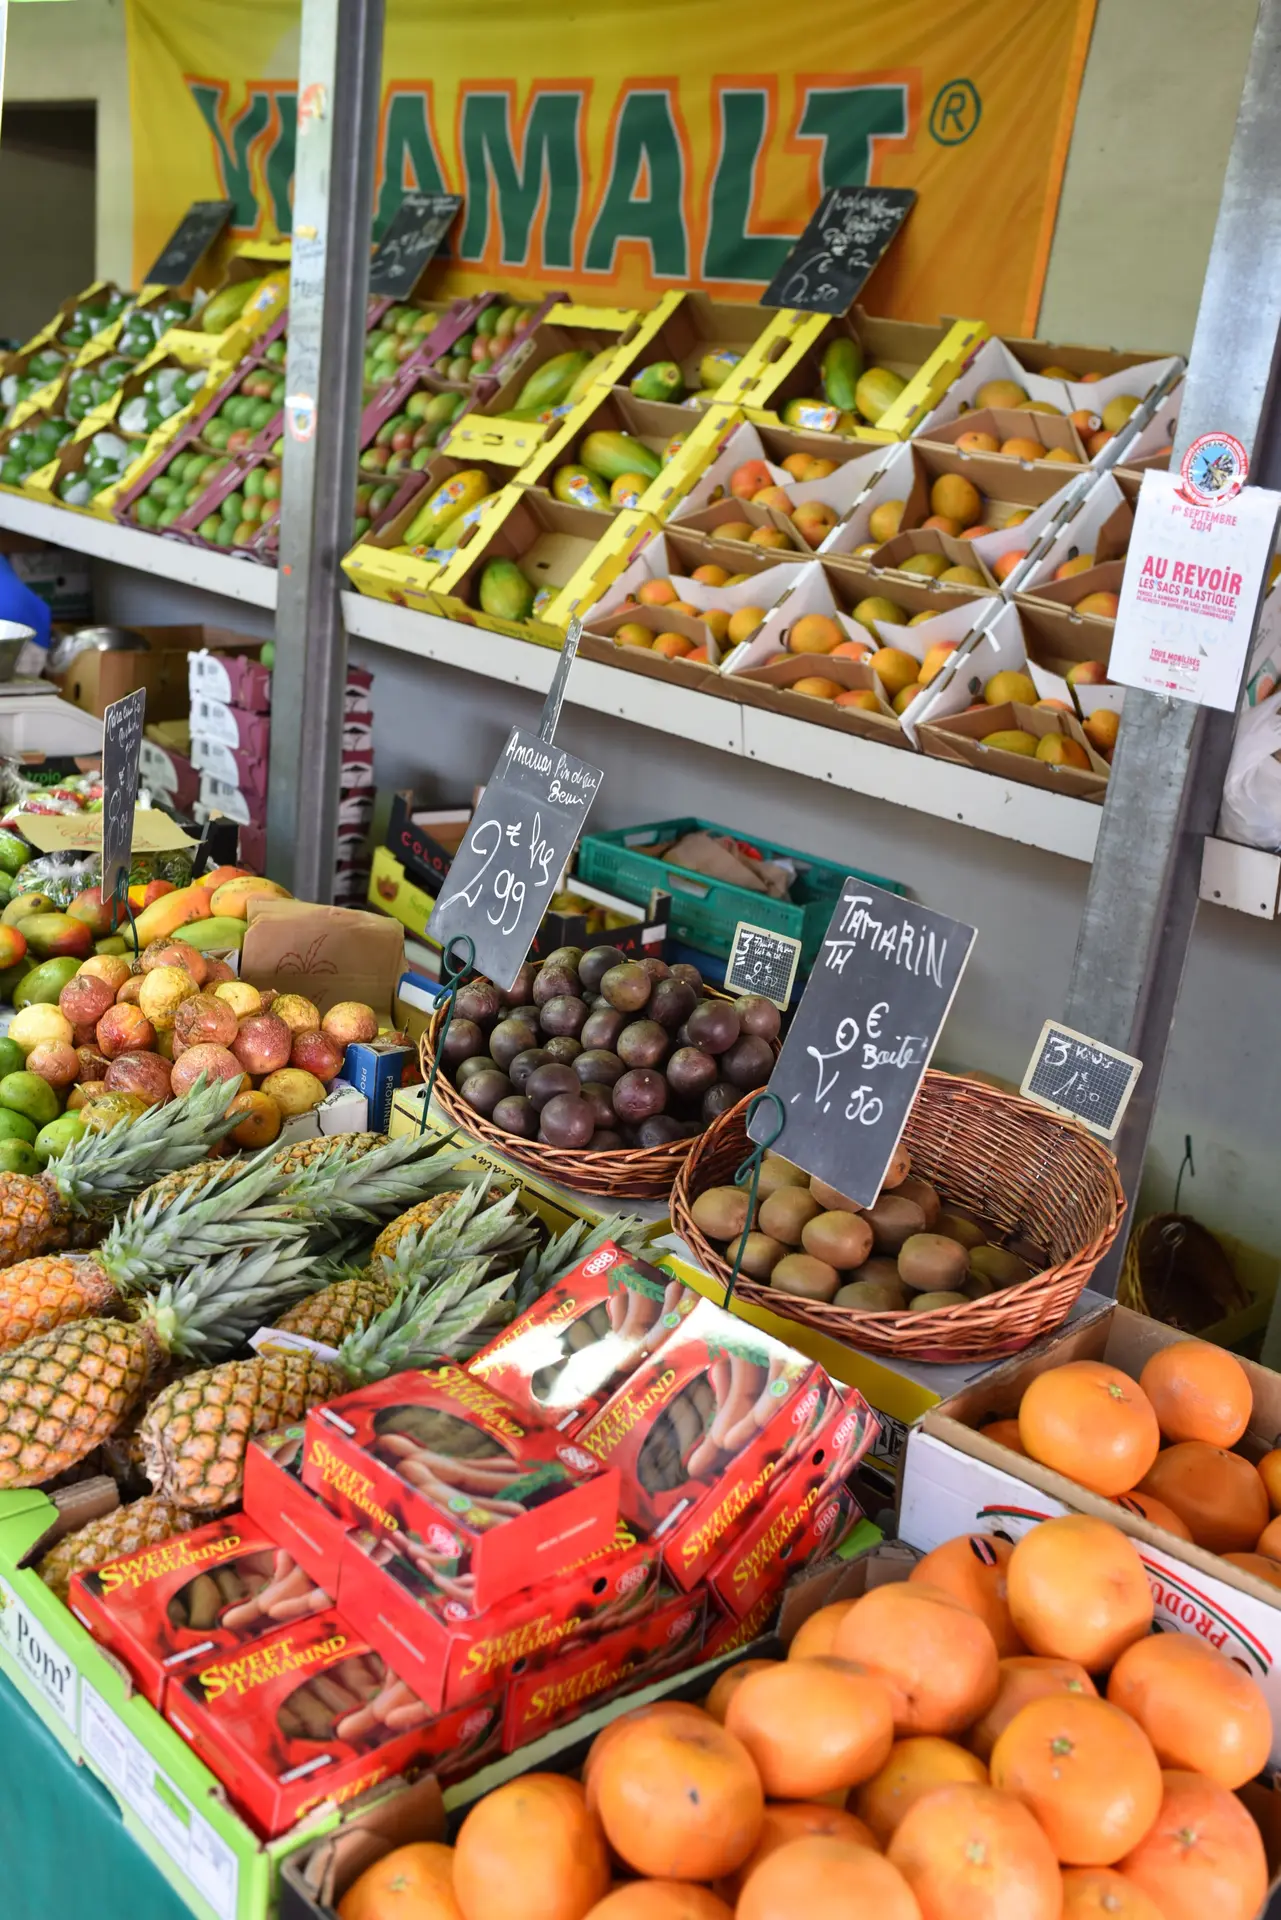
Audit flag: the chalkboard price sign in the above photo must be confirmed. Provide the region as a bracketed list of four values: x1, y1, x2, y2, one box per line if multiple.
[102, 689, 146, 909]
[725, 921, 803, 1010]
[1021, 1021, 1141, 1140]
[369, 193, 463, 299]
[750, 877, 974, 1204]
[428, 727, 604, 991]
[761, 187, 917, 315]
[145, 201, 234, 289]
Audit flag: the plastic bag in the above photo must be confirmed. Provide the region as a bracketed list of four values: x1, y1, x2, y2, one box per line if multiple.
[1219, 685, 1281, 850]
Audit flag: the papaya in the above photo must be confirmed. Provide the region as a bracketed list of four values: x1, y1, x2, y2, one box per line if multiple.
[403, 470, 491, 547]
[855, 366, 908, 424]
[564, 350, 619, 406]
[699, 350, 742, 392]
[630, 361, 684, 404]
[782, 397, 840, 432]
[609, 473, 649, 509]
[513, 350, 593, 413]
[580, 430, 661, 483]
[426, 498, 491, 552]
[173, 916, 248, 951]
[208, 877, 292, 921]
[201, 279, 263, 335]
[478, 559, 536, 621]
[821, 337, 863, 412]
[127, 884, 214, 948]
[662, 433, 686, 465]
[551, 465, 610, 510]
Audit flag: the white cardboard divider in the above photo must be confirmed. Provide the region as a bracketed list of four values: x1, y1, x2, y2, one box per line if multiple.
[906, 598, 1030, 738]
[588, 526, 809, 621]
[1114, 378, 1184, 467]
[1019, 470, 1129, 591]
[917, 335, 1185, 433]
[819, 442, 918, 556]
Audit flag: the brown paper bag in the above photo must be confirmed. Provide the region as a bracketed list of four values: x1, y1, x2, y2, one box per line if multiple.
[240, 900, 405, 1017]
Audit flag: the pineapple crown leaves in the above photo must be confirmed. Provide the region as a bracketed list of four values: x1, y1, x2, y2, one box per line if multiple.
[140, 1237, 319, 1362]
[336, 1257, 519, 1384]
[100, 1145, 318, 1294]
[512, 1211, 654, 1312]
[375, 1179, 538, 1288]
[51, 1073, 247, 1213]
[278, 1134, 477, 1229]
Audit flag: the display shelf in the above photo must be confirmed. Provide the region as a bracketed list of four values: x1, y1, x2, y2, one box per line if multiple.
[0, 492, 279, 609]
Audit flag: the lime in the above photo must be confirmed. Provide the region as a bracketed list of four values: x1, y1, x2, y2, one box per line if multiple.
[0, 1140, 42, 1177]
[0, 1071, 60, 1127]
[0, 1107, 38, 1144]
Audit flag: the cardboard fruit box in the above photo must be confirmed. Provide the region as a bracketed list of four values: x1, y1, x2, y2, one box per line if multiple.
[515, 387, 718, 521]
[582, 599, 728, 695]
[160, 243, 292, 368]
[668, 414, 891, 554]
[461, 303, 652, 462]
[1017, 468, 1134, 597]
[918, 405, 1090, 468]
[596, 291, 797, 413]
[917, 697, 1109, 798]
[341, 455, 520, 607]
[244, 1428, 353, 1599]
[57, 622, 265, 723]
[970, 598, 1122, 724]
[922, 327, 1185, 434]
[744, 309, 986, 442]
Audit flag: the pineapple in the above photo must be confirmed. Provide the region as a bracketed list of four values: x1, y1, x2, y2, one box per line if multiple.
[0, 1258, 121, 1354]
[0, 1074, 245, 1269]
[271, 1270, 400, 1348]
[141, 1261, 517, 1512]
[372, 1190, 467, 1261]
[0, 1239, 317, 1489]
[270, 1132, 388, 1177]
[38, 1494, 197, 1601]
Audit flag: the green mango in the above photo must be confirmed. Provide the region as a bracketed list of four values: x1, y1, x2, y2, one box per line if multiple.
[172, 916, 248, 951]
[201, 278, 263, 335]
[478, 559, 536, 622]
[0, 1038, 25, 1080]
[0, 830, 29, 877]
[0, 1140, 41, 1177]
[0, 1108, 38, 1145]
[0, 1071, 59, 1127]
[629, 361, 685, 404]
[821, 337, 863, 413]
[513, 350, 593, 414]
[95, 935, 129, 955]
[35, 1112, 87, 1164]
[2, 891, 54, 928]
[14, 955, 82, 1008]
[0, 962, 30, 1007]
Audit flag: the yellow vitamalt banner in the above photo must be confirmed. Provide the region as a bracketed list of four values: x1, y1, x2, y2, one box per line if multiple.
[125, 0, 1097, 332]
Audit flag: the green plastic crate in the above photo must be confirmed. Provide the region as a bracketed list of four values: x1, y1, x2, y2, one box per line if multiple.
[576, 817, 904, 970]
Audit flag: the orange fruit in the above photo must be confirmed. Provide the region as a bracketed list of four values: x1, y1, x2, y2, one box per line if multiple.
[1018, 1361, 1161, 1496]
[1257, 1514, 1281, 1556]
[888, 1782, 1061, 1920]
[584, 1888, 732, 1920]
[719, 1803, 879, 1903]
[1061, 1867, 1165, 1920]
[704, 1659, 777, 1723]
[737, 1837, 921, 1920]
[1076, 591, 1120, 617]
[908, 1534, 1026, 1656]
[969, 1655, 1098, 1763]
[1106, 1633, 1271, 1789]
[792, 676, 842, 700]
[1114, 1491, 1194, 1541]
[921, 513, 961, 534]
[867, 500, 905, 544]
[789, 1601, 857, 1660]
[929, 473, 982, 529]
[1084, 709, 1121, 756]
[1007, 1517, 1153, 1669]
[855, 1737, 988, 1846]
[593, 1711, 764, 1882]
[1137, 1341, 1252, 1448]
[1118, 1769, 1268, 1920]
[981, 1418, 1028, 1455]
[716, 520, 755, 543]
[834, 1581, 1000, 1735]
[338, 1843, 461, 1920]
[990, 1695, 1162, 1865]
[724, 1656, 894, 1799]
[584, 1704, 710, 1812]
[453, 1775, 608, 1920]
[1137, 1443, 1269, 1554]
[1221, 1550, 1281, 1588]
[726, 606, 767, 646]
[1000, 437, 1046, 460]
[1257, 1447, 1281, 1511]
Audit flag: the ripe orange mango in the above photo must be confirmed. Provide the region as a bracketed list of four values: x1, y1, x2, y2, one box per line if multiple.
[1036, 734, 1091, 769]
[208, 877, 293, 921]
[130, 885, 214, 949]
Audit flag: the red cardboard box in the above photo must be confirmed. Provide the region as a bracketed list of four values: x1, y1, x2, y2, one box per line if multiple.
[467, 1245, 700, 1434]
[705, 1386, 877, 1620]
[302, 1364, 620, 1609]
[243, 1426, 351, 1598]
[702, 1586, 781, 1661]
[165, 1609, 503, 1837]
[578, 1297, 824, 1592]
[67, 1513, 331, 1711]
[336, 1516, 659, 1711]
[502, 1585, 707, 1753]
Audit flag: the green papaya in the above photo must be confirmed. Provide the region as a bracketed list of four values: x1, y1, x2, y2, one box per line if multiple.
[630, 361, 684, 404]
[565, 350, 620, 407]
[478, 559, 536, 621]
[855, 366, 908, 424]
[201, 278, 263, 335]
[579, 430, 662, 484]
[821, 337, 864, 413]
[551, 465, 611, 511]
[403, 469, 491, 547]
[699, 350, 742, 393]
[514, 350, 593, 414]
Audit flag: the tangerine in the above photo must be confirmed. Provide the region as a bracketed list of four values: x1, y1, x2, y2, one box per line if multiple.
[1113, 1491, 1194, 1541]
[583, 1887, 732, 1920]
[584, 1704, 710, 1812]
[855, 1737, 989, 1846]
[909, 1534, 1026, 1656]
[1258, 1515, 1281, 1557]
[1106, 1633, 1271, 1789]
[593, 1711, 764, 1882]
[887, 1782, 1061, 1920]
[1006, 1517, 1153, 1668]
[788, 1601, 857, 1660]
[453, 1775, 608, 1920]
[337, 1843, 461, 1920]
[834, 1582, 999, 1735]
[724, 1656, 895, 1799]
[990, 1694, 1162, 1865]
[718, 1803, 880, 1903]
[968, 1655, 1098, 1762]
[1221, 1550, 1281, 1589]
[1018, 1362, 1160, 1496]
[1118, 1769, 1268, 1920]
[1256, 1447, 1281, 1511]
[736, 1837, 922, 1920]
[1137, 1443, 1269, 1554]
[981, 1418, 1028, 1455]
[1137, 1341, 1253, 1447]
[704, 1659, 777, 1722]
[1060, 1866, 1166, 1920]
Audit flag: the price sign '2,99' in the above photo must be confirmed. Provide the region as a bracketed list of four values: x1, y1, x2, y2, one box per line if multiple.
[428, 727, 603, 991]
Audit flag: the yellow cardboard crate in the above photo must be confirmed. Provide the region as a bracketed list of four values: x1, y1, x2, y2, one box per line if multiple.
[368, 844, 444, 946]
[746, 309, 988, 443]
[159, 241, 291, 368]
[25, 417, 159, 519]
[16, 279, 127, 358]
[343, 454, 523, 607]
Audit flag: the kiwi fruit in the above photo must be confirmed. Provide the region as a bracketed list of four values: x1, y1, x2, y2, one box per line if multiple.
[809, 1176, 864, 1214]
[802, 1209, 875, 1271]
[864, 1193, 927, 1254]
[758, 1186, 821, 1245]
[908, 1289, 968, 1311]
[769, 1252, 840, 1302]
[894, 1174, 940, 1228]
[690, 1185, 753, 1241]
[963, 1274, 996, 1300]
[758, 1155, 811, 1199]
[835, 1277, 907, 1311]
[725, 1231, 787, 1280]
[882, 1142, 912, 1189]
[969, 1245, 1035, 1289]
[846, 1256, 904, 1290]
[936, 1209, 988, 1249]
[898, 1232, 970, 1294]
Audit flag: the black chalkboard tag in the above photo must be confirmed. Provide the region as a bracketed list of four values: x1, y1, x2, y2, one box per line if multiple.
[761, 187, 916, 315]
[1021, 1021, 1141, 1140]
[725, 920, 802, 1011]
[144, 201, 235, 289]
[750, 876, 973, 1204]
[102, 689, 146, 907]
[370, 193, 463, 299]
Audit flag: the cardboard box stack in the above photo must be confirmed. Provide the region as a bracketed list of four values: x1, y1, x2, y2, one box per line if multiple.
[337, 664, 375, 905]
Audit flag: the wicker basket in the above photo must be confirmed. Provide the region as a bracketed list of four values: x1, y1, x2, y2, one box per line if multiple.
[670, 1074, 1125, 1362]
[420, 999, 765, 1200]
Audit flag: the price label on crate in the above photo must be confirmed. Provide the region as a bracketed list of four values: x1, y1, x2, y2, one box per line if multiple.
[760, 186, 916, 314]
[750, 876, 974, 1204]
[1021, 1020, 1141, 1139]
[725, 920, 802, 1010]
[144, 199, 234, 288]
[369, 192, 463, 299]
[429, 727, 603, 991]
[101, 688, 146, 909]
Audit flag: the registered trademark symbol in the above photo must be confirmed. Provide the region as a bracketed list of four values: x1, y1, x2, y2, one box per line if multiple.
[930, 79, 981, 145]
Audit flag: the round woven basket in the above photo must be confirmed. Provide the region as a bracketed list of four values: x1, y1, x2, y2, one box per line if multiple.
[670, 1073, 1125, 1362]
[420, 998, 771, 1200]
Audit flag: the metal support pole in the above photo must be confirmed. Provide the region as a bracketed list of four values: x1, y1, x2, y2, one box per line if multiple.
[1063, 0, 1281, 1289]
[268, 0, 384, 899]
